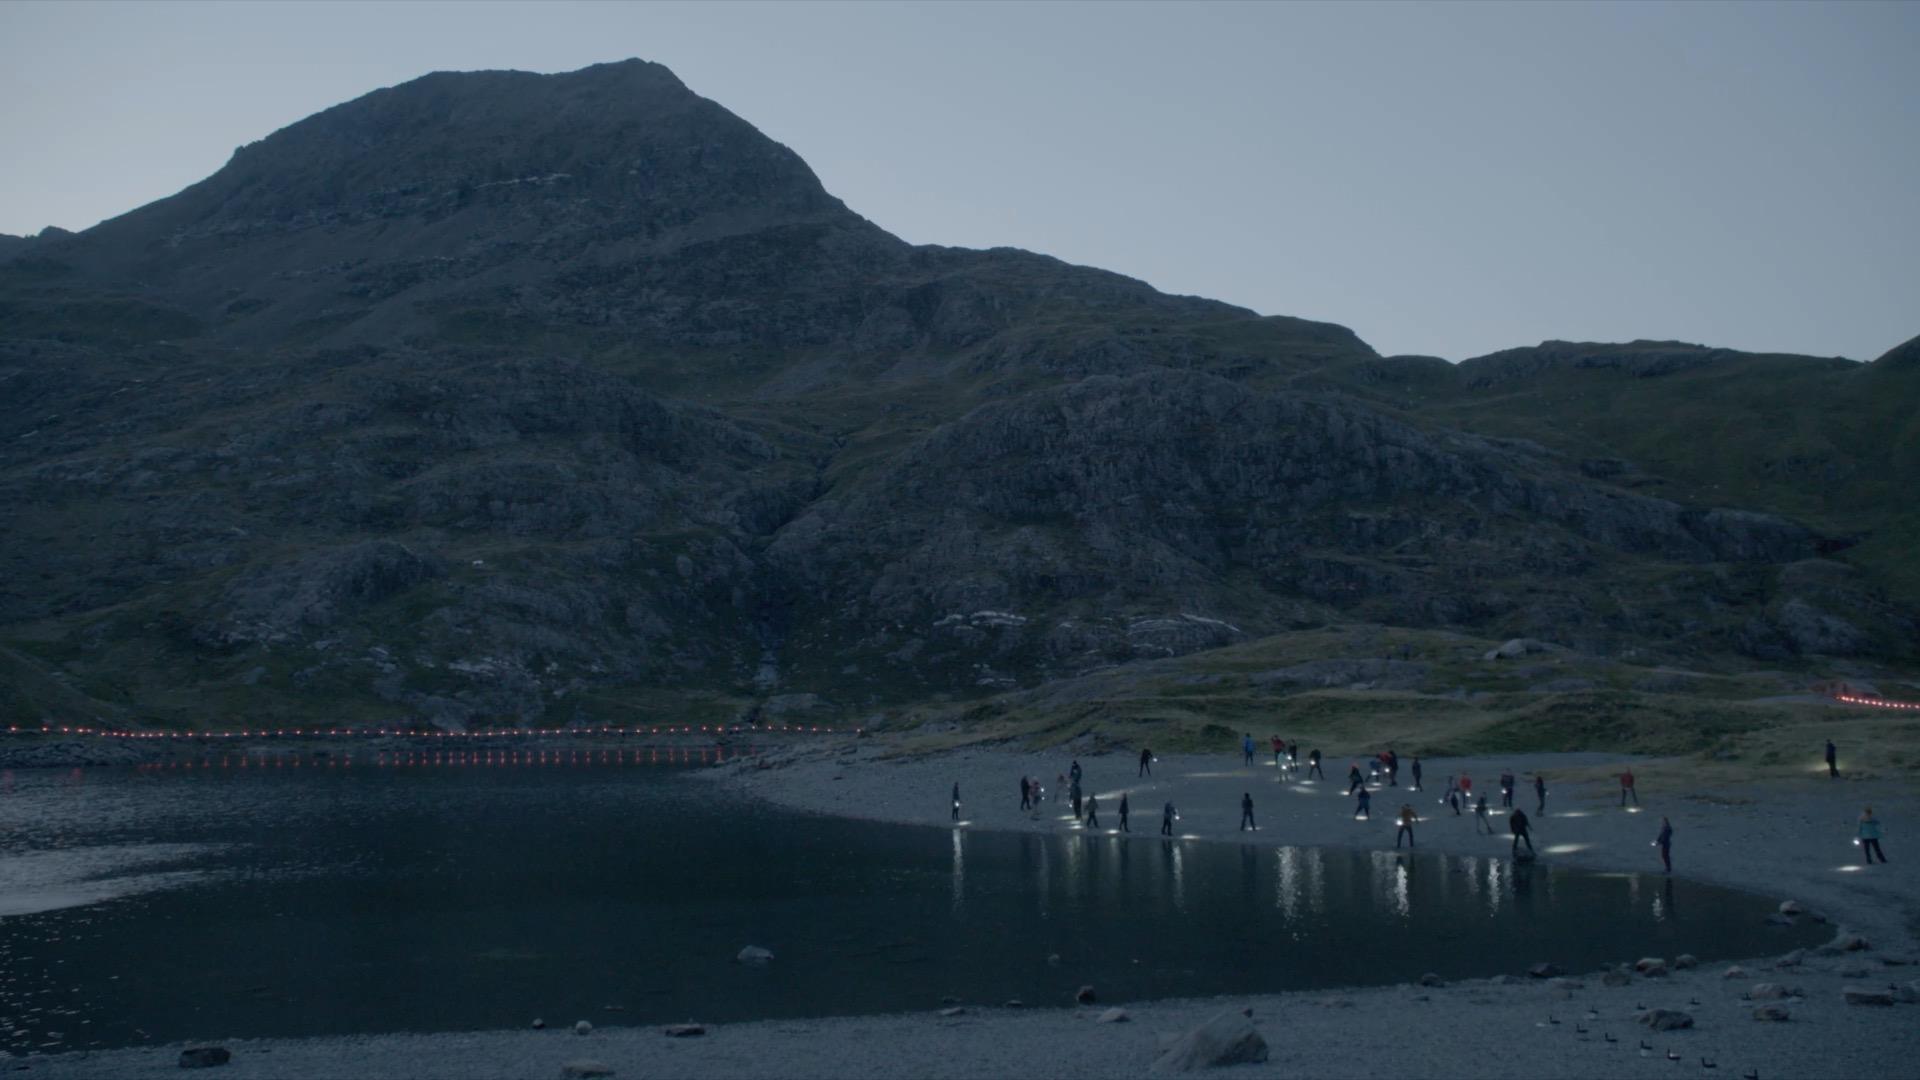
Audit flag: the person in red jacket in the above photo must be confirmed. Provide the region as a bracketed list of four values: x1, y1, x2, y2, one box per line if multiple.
[1619, 768, 1638, 806]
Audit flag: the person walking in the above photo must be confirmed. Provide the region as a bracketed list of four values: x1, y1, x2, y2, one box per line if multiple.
[1139, 746, 1153, 777]
[1307, 748, 1324, 780]
[1619, 768, 1638, 806]
[1161, 801, 1176, 837]
[952, 782, 962, 822]
[1347, 763, 1366, 796]
[1070, 779, 1083, 821]
[1448, 784, 1463, 816]
[1475, 793, 1494, 833]
[1085, 793, 1101, 829]
[1534, 773, 1547, 814]
[1826, 739, 1838, 778]
[1655, 817, 1673, 873]
[1020, 775, 1032, 811]
[1396, 804, 1417, 848]
[1356, 786, 1373, 820]
[1459, 774, 1473, 802]
[1240, 792, 1257, 831]
[1119, 793, 1130, 833]
[1411, 757, 1423, 791]
[1069, 760, 1084, 787]
[1386, 748, 1400, 787]
[1243, 733, 1256, 767]
[1288, 742, 1300, 769]
[1509, 808, 1535, 857]
[1272, 734, 1285, 768]
[1499, 770, 1515, 809]
[1858, 807, 1887, 864]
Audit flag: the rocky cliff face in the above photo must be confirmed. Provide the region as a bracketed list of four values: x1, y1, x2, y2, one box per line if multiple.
[0, 61, 1911, 728]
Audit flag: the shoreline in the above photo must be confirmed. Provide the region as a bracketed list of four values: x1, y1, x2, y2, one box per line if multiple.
[15, 741, 1920, 1079]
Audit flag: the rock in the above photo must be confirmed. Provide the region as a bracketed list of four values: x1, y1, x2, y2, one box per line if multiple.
[938, 1006, 966, 1017]
[1419, 973, 1446, 988]
[1047, 953, 1062, 966]
[1528, 963, 1564, 978]
[1003, 1000, 1024, 1008]
[1722, 966, 1748, 979]
[573, 1020, 592, 1036]
[1843, 987, 1895, 1006]
[1639, 1009, 1694, 1031]
[1097, 1007, 1131, 1023]
[736, 945, 775, 964]
[1838, 934, 1870, 952]
[1779, 900, 1804, 915]
[178, 1047, 231, 1068]
[1076, 985, 1098, 1005]
[1548, 977, 1586, 991]
[1674, 954, 1698, 971]
[1634, 957, 1668, 977]
[1601, 968, 1634, 988]
[532, 1018, 547, 1029]
[561, 1062, 616, 1078]
[1151, 1009, 1270, 1072]
[1776, 949, 1806, 968]
[940, 996, 960, 1005]
[1893, 983, 1919, 1004]
[1751, 1005, 1791, 1022]
[663, 1023, 707, 1037]
[1750, 983, 1794, 1000]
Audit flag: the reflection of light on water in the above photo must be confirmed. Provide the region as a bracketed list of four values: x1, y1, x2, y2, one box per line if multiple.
[1486, 858, 1504, 916]
[1651, 893, 1664, 922]
[950, 826, 965, 913]
[1462, 855, 1481, 899]
[1835, 865, 1864, 873]
[1556, 811, 1592, 818]
[1171, 842, 1186, 912]
[1392, 863, 1411, 919]
[1179, 834, 1202, 841]
[1276, 846, 1300, 921]
[1624, 807, 1643, 814]
[1306, 846, 1326, 914]
[1544, 843, 1591, 855]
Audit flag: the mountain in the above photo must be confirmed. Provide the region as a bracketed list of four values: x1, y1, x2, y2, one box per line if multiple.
[1, 60, 1913, 731]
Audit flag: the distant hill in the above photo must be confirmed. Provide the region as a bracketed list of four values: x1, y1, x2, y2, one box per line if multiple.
[1, 60, 1912, 731]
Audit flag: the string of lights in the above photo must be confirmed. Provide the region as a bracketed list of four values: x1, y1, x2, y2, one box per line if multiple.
[1832, 693, 1920, 711]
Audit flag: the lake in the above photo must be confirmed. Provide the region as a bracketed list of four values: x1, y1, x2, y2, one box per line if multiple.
[0, 749, 1822, 1054]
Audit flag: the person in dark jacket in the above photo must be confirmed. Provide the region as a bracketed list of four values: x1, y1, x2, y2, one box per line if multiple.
[1240, 792, 1257, 831]
[1020, 776, 1031, 810]
[1826, 739, 1838, 778]
[1347, 764, 1365, 796]
[1475, 793, 1494, 834]
[1396, 804, 1417, 848]
[1119, 793, 1130, 833]
[1139, 747, 1153, 777]
[1161, 801, 1176, 836]
[1242, 733, 1256, 766]
[1858, 807, 1886, 864]
[1509, 808, 1535, 857]
[1534, 773, 1547, 813]
[1307, 748, 1324, 780]
[1355, 787, 1372, 820]
[1070, 780, 1083, 820]
[1410, 757, 1423, 791]
[1085, 793, 1101, 829]
[1499, 770, 1515, 809]
[1655, 817, 1673, 873]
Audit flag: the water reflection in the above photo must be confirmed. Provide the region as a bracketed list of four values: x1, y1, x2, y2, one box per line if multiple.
[950, 827, 965, 914]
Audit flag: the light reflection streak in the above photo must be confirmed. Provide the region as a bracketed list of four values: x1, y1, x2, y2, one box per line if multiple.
[1276, 846, 1300, 922]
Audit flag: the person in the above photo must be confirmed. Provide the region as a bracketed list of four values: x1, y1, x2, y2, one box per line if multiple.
[1826, 739, 1838, 778]
[1243, 733, 1256, 766]
[1355, 786, 1372, 819]
[1619, 768, 1637, 806]
[1069, 759, 1083, 787]
[1240, 792, 1257, 831]
[1347, 763, 1365, 796]
[1085, 793, 1101, 829]
[1475, 793, 1493, 834]
[952, 782, 962, 821]
[1119, 793, 1130, 833]
[1161, 801, 1176, 837]
[1071, 779, 1083, 820]
[1396, 804, 1417, 848]
[1534, 773, 1547, 813]
[1500, 770, 1515, 809]
[1139, 746, 1153, 777]
[1271, 734, 1285, 767]
[1655, 816, 1673, 873]
[1386, 748, 1399, 787]
[1858, 807, 1887, 864]
[1509, 808, 1534, 857]
[1020, 775, 1032, 811]
[1307, 748, 1324, 780]
[1288, 742, 1300, 768]
[1411, 757, 1423, 791]
[1459, 774, 1473, 801]
[1448, 784, 1462, 816]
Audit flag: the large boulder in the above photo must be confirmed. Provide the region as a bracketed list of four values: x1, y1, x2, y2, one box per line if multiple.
[1151, 1010, 1270, 1072]
[1634, 957, 1668, 977]
[736, 945, 775, 964]
[1843, 987, 1895, 1006]
[1638, 1009, 1693, 1031]
[178, 1047, 231, 1069]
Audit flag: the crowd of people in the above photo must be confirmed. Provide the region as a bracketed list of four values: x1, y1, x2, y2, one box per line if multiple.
[972, 736, 1888, 872]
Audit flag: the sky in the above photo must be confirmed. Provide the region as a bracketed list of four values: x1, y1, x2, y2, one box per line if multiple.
[1, 1, 1914, 362]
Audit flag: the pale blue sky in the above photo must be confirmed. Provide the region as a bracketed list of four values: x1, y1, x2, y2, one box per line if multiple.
[2, 0, 1913, 361]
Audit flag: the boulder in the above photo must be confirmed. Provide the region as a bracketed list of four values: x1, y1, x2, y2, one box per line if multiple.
[532, 1018, 547, 1029]
[1751, 1005, 1791, 1022]
[1778, 900, 1804, 915]
[1639, 1009, 1694, 1031]
[938, 1007, 966, 1018]
[1634, 957, 1668, 977]
[1549, 977, 1586, 991]
[178, 1047, 231, 1069]
[1673, 954, 1698, 971]
[561, 1062, 616, 1079]
[1528, 963, 1564, 978]
[1419, 973, 1446, 988]
[1097, 1007, 1131, 1023]
[1151, 1010, 1270, 1073]
[1076, 985, 1098, 1005]
[1894, 983, 1919, 1004]
[1601, 970, 1634, 987]
[1003, 1000, 1025, 1008]
[1838, 934, 1871, 952]
[1775, 950, 1806, 968]
[1750, 984, 1792, 1000]
[1843, 987, 1895, 1006]
[573, 1020, 592, 1036]
[1722, 966, 1748, 980]
[663, 1023, 707, 1037]
[736, 946, 775, 964]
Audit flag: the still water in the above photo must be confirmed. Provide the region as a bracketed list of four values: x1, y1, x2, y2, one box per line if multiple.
[0, 751, 1820, 1053]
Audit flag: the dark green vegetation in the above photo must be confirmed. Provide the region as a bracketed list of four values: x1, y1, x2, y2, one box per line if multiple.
[1, 60, 1914, 737]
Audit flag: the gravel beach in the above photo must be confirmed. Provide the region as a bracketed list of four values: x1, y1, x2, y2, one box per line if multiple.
[16, 742, 1919, 1079]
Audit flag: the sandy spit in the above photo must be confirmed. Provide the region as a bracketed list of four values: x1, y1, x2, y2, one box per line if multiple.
[17, 743, 1920, 1079]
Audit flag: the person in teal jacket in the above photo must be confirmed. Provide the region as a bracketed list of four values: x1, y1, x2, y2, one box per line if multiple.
[1858, 807, 1887, 864]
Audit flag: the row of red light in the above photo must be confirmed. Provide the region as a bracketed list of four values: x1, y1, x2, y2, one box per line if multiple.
[3, 723, 851, 738]
[1834, 694, 1920, 711]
